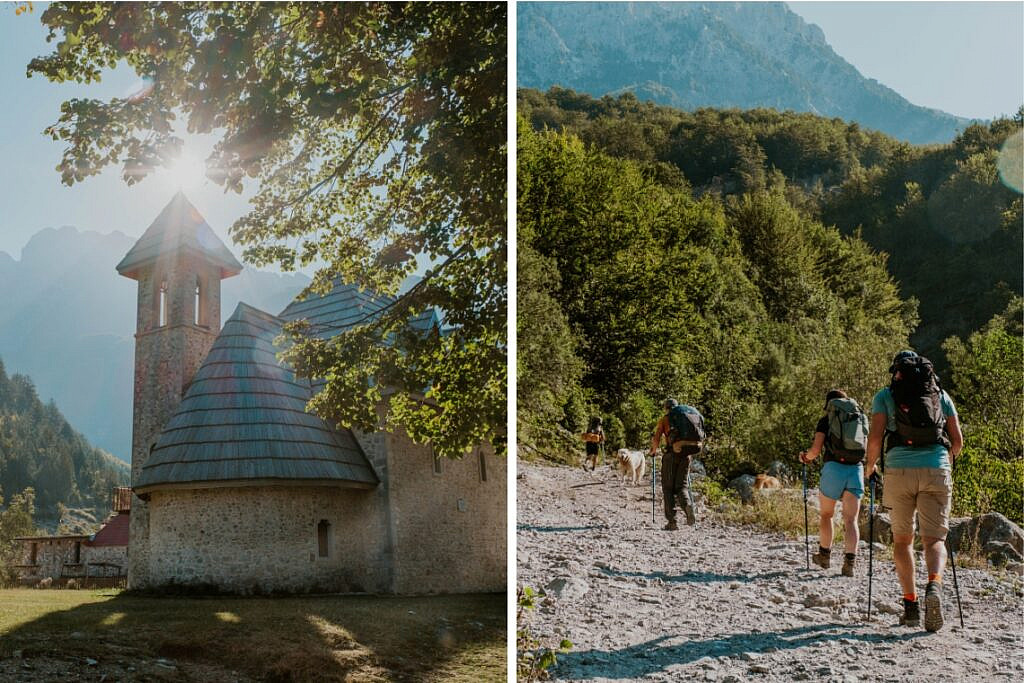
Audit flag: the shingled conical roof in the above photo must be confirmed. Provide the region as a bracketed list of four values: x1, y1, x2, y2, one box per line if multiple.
[134, 303, 378, 494]
[116, 191, 242, 279]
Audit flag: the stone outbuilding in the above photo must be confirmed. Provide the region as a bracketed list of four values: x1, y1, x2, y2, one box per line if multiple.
[10, 487, 131, 586]
[116, 192, 505, 594]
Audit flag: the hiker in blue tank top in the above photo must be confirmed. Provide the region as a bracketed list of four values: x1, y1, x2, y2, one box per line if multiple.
[865, 350, 962, 632]
[798, 389, 866, 577]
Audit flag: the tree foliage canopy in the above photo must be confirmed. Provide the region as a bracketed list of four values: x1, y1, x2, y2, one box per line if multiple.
[30, 2, 507, 458]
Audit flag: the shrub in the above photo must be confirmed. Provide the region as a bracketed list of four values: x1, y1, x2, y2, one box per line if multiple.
[517, 586, 572, 681]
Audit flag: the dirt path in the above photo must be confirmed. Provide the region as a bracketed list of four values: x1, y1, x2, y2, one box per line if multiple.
[517, 460, 1024, 682]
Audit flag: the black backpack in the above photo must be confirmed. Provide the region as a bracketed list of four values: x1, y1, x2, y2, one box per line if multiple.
[888, 355, 950, 450]
[667, 404, 705, 446]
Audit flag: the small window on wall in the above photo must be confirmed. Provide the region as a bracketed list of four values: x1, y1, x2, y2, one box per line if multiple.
[29, 543, 37, 565]
[432, 446, 443, 476]
[158, 281, 168, 327]
[478, 449, 487, 482]
[317, 520, 330, 558]
[73, 541, 81, 564]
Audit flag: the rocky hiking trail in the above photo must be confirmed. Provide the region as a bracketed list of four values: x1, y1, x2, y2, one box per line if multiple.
[517, 461, 1024, 682]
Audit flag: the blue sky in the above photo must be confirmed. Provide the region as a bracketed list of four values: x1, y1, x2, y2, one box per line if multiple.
[0, 2, 1021, 258]
[788, 1, 1023, 121]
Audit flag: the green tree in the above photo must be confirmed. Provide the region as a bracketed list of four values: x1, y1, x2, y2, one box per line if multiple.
[0, 487, 37, 585]
[29, 2, 506, 458]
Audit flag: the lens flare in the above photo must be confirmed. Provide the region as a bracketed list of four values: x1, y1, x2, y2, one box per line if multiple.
[997, 129, 1023, 194]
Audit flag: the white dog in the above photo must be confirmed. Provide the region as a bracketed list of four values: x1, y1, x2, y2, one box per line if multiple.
[615, 448, 647, 486]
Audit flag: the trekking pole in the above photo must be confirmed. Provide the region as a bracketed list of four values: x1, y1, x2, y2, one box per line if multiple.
[947, 457, 964, 627]
[867, 473, 876, 621]
[802, 462, 809, 570]
[651, 454, 657, 524]
[947, 538, 965, 628]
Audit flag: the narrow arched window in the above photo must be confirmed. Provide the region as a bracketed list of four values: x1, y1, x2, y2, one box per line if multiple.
[194, 282, 201, 326]
[317, 520, 330, 558]
[158, 281, 168, 327]
[73, 541, 81, 564]
[479, 450, 487, 482]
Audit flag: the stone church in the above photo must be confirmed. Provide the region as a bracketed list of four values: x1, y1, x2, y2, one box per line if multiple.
[115, 192, 505, 594]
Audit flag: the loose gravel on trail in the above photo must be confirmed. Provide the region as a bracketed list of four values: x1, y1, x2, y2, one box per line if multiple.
[517, 460, 1024, 683]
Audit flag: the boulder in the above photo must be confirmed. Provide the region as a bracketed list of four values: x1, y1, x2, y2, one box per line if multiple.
[728, 474, 757, 504]
[766, 460, 793, 485]
[948, 513, 1024, 560]
[858, 511, 894, 546]
[689, 458, 707, 484]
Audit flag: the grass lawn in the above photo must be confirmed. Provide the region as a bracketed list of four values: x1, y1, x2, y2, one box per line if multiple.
[0, 588, 505, 681]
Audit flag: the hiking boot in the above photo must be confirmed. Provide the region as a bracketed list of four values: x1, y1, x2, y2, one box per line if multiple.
[924, 581, 944, 632]
[899, 598, 921, 627]
[811, 550, 831, 570]
[684, 505, 696, 526]
[841, 554, 856, 577]
[663, 519, 678, 531]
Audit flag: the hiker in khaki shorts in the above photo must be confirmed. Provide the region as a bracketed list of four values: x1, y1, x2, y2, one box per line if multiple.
[864, 351, 962, 632]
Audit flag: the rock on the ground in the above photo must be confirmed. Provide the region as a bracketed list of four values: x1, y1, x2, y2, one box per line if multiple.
[859, 511, 893, 545]
[728, 474, 756, 503]
[948, 513, 1024, 562]
[765, 460, 793, 484]
[545, 577, 589, 601]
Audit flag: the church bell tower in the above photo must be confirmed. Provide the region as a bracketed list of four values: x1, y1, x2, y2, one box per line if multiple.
[116, 192, 242, 586]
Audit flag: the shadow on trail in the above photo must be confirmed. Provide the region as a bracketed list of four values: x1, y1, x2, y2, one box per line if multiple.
[517, 524, 609, 533]
[556, 623, 928, 679]
[599, 565, 789, 584]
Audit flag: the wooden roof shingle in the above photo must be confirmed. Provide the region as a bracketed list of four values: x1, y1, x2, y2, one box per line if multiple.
[135, 303, 378, 493]
[116, 191, 242, 279]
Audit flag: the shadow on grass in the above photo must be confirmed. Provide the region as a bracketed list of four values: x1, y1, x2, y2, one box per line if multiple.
[556, 623, 928, 679]
[597, 565, 789, 584]
[0, 589, 504, 682]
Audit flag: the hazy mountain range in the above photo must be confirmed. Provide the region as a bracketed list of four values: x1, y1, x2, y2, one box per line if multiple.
[518, 1, 976, 144]
[0, 226, 311, 461]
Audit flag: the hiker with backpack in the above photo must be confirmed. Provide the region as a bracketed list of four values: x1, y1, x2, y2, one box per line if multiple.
[864, 350, 963, 632]
[798, 389, 868, 577]
[581, 417, 605, 472]
[649, 399, 705, 530]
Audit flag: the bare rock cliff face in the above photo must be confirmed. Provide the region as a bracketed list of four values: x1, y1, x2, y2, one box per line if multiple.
[518, 1, 974, 144]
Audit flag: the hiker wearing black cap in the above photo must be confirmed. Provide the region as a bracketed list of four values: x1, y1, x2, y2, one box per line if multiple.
[649, 399, 705, 530]
[798, 389, 867, 577]
[865, 350, 962, 632]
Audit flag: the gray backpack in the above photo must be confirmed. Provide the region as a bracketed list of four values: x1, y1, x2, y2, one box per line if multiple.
[825, 398, 869, 464]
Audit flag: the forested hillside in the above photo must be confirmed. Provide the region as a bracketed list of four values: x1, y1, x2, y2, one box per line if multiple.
[519, 88, 1023, 370]
[0, 358, 128, 524]
[517, 92, 1022, 522]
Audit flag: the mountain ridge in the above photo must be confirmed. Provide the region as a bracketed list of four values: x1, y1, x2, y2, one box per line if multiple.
[0, 226, 311, 461]
[518, 1, 976, 144]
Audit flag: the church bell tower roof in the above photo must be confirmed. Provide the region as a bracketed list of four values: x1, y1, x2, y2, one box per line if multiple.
[115, 191, 243, 280]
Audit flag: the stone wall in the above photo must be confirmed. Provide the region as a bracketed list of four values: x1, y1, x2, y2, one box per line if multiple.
[381, 433, 507, 594]
[145, 485, 389, 594]
[12, 537, 87, 579]
[84, 545, 128, 576]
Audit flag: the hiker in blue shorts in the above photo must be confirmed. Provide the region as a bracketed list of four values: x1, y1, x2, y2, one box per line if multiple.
[798, 389, 867, 577]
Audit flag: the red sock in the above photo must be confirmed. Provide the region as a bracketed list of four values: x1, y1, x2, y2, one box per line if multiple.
[903, 593, 917, 602]
[928, 573, 942, 584]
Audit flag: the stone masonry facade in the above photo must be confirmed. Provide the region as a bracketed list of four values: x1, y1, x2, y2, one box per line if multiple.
[145, 486, 389, 594]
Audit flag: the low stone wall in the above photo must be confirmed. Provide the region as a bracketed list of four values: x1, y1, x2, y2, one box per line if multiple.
[144, 485, 389, 594]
